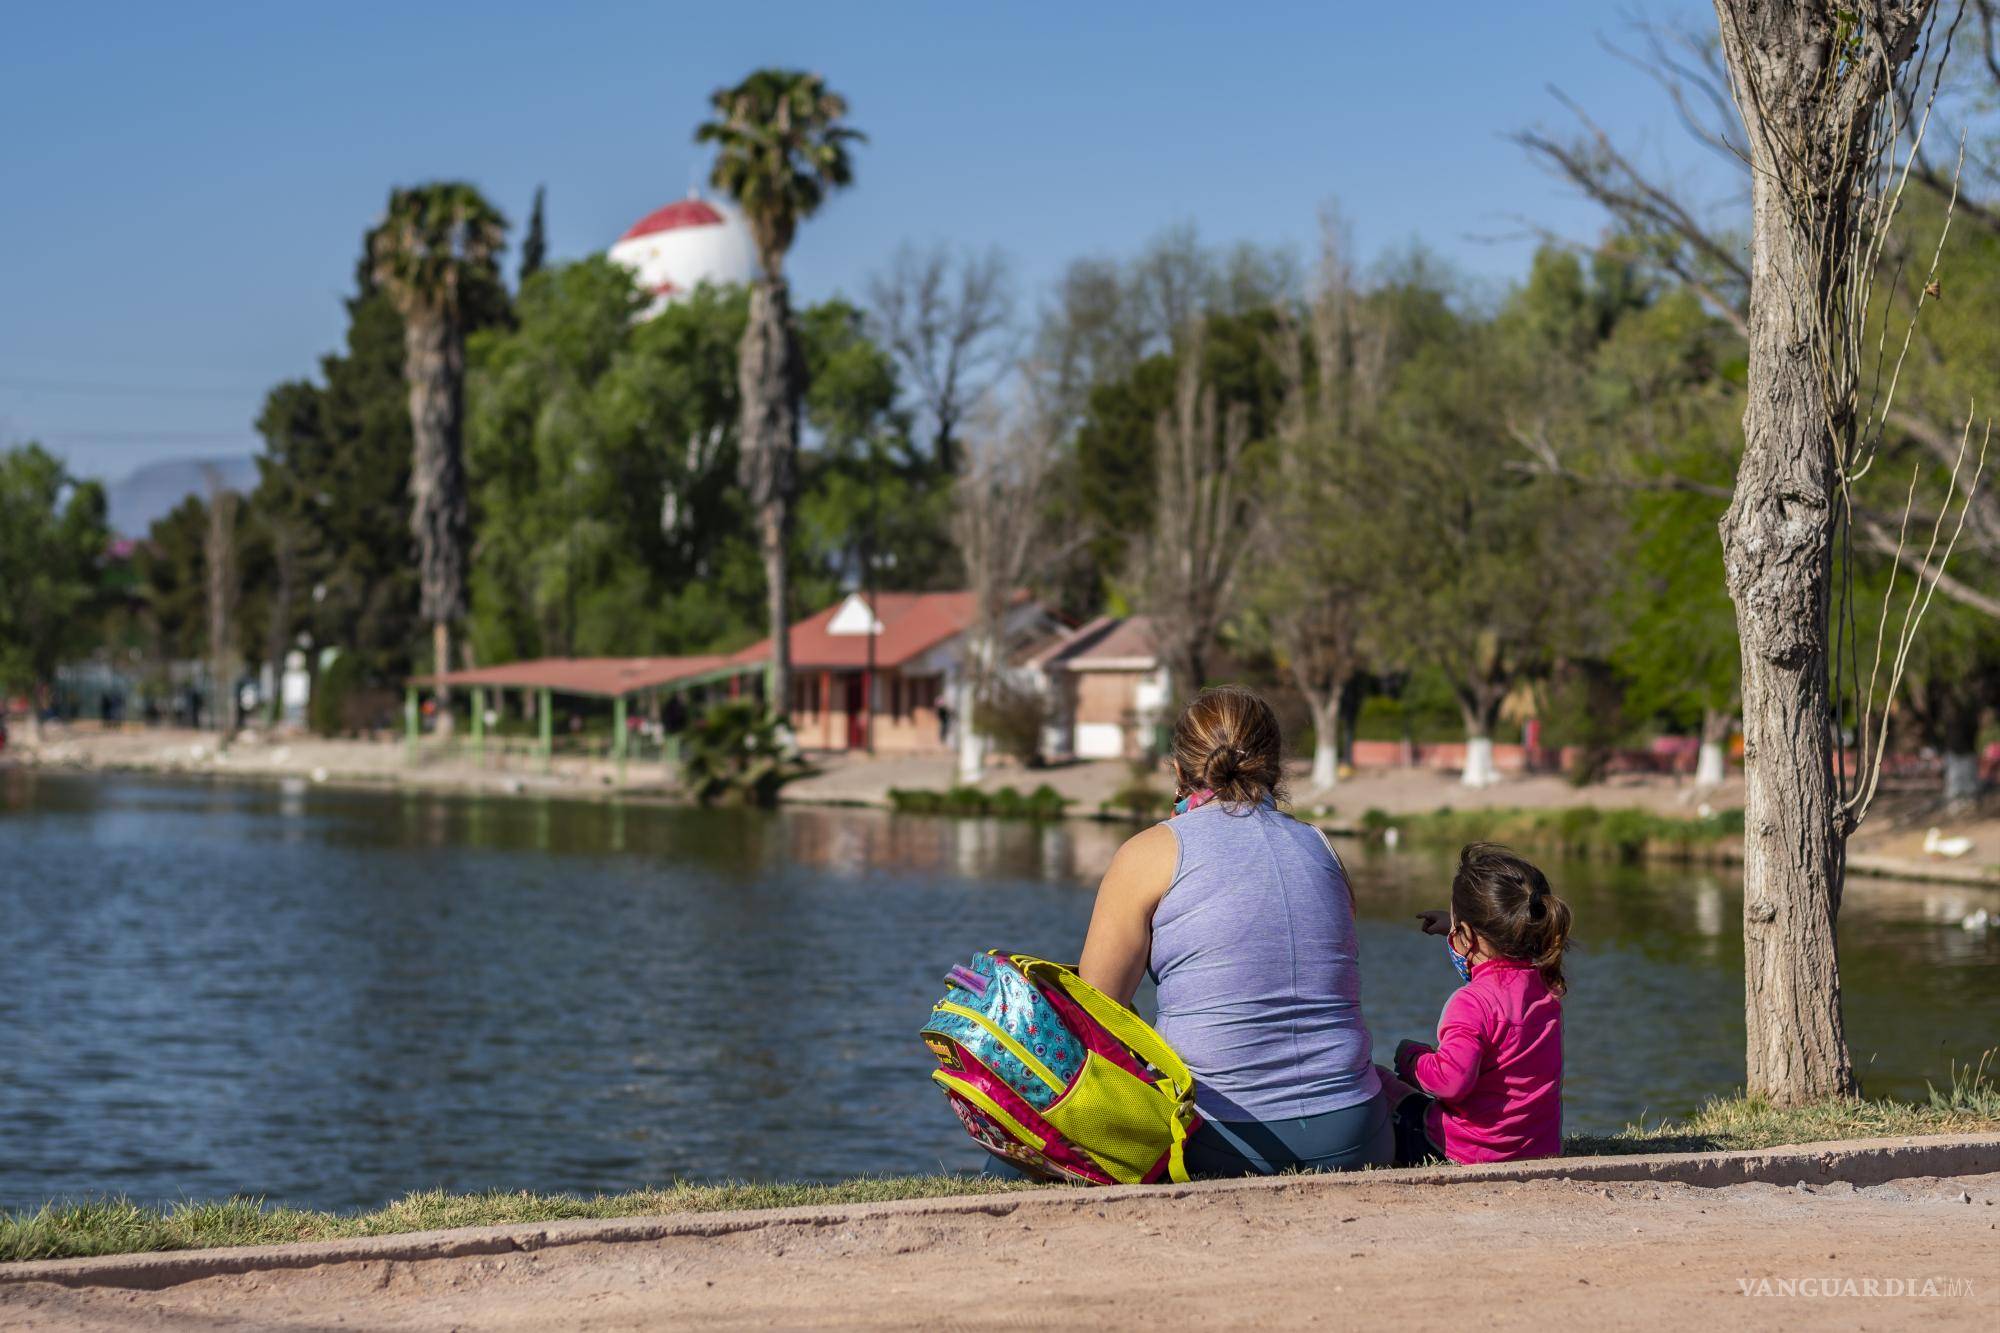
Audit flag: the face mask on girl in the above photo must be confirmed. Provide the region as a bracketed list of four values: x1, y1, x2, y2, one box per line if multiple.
[1445, 929, 1473, 984]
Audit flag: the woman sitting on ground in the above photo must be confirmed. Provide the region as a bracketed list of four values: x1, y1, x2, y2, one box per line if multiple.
[1078, 684, 1393, 1175]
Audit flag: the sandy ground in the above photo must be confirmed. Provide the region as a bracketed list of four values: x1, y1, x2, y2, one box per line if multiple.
[4, 1170, 1995, 1330]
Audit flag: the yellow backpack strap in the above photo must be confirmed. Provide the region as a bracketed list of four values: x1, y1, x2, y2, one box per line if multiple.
[1009, 955, 1200, 1184]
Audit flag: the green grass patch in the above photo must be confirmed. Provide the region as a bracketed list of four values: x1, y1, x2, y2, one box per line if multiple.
[1569, 1053, 2000, 1155]
[886, 784, 1071, 819]
[0, 1175, 1040, 1265]
[1361, 804, 1745, 863]
[9, 1058, 1994, 1265]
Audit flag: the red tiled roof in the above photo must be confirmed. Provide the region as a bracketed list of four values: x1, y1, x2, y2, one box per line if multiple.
[619, 199, 725, 242]
[729, 591, 1027, 672]
[413, 654, 738, 697]
[411, 592, 1031, 695]
[1028, 615, 1160, 671]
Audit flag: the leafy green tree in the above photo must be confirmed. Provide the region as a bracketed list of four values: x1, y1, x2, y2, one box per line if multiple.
[465, 261, 926, 664]
[1598, 287, 1745, 786]
[0, 445, 109, 742]
[371, 182, 509, 732]
[134, 494, 209, 670]
[1361, 257, 1618, 785]
[696, 69, 864, 719]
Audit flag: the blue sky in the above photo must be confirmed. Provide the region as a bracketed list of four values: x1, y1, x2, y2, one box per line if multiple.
[0, 1, 1736, 483]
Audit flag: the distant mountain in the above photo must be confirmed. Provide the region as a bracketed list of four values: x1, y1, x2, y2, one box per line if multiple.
[103, 455, 261, 537]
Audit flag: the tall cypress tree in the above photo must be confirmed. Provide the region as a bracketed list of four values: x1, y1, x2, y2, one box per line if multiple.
[519, 185, 548, 287]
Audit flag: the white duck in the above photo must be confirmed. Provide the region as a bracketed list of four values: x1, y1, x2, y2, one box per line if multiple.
[1923, 827, 1975, 859]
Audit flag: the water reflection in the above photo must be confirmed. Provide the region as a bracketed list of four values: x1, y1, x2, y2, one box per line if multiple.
[0, 770, 1993, 1215]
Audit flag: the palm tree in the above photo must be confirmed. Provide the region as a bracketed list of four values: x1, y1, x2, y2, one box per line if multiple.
[371, 183, 506, 736]
[696, 70, 863, 719]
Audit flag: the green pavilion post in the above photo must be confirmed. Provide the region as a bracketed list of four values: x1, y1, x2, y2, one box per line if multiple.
[404, 685, 419, 764]
[538, 687, 553, 772]
[471, 686, 486, 766]
[613, 694, 628, 785]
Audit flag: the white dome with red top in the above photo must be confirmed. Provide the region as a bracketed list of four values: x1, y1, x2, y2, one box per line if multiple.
[607, 192, 757, 316]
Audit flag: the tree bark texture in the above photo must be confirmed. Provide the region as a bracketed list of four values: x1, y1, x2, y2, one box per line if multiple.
[1710, 0, 1933, 1102]
[205, 485, 239, 738]
[740, 277, 804, 719]
[404, 312, 468, 736]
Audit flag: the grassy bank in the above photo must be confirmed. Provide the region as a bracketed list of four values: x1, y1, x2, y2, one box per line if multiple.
[1573, 1054, 2000, 1154]
[7, 1065, 1994, 1265]
[0, 1176, 1039, 1265]
[1361, 804, 1745, 864]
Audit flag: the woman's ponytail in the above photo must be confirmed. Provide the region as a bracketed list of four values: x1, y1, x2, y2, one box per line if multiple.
[1169, 686, 1285, 809]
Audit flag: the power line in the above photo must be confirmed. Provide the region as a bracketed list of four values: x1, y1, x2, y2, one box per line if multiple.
[8, 430, 258, 446]
[0, 374, 266, 398]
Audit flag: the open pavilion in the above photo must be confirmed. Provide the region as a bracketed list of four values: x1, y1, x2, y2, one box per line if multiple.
[407, 652, 766, 771]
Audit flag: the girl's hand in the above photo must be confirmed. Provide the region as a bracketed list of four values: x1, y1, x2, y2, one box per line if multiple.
[1415, 909, 1450, 935]
[1393, 1038, 1435, 1083]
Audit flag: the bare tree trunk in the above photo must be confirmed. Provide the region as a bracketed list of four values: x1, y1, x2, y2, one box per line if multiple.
[1459, 693, 1502, 789]
[1137, 327, 1251, 713]
[740, 277, 804, 720]
[954, 669, 986, 784]
[405, 313, 467, 741]
[263, 521, 296, 728]
[1697, 706, 1733, 789]
[1306, 681, 1345, 793]
[1712, 0, 1907, 1102]
[432, 620, 453, 737]
[204, 480, 240, 741]
[1939, 695, 1982, 808]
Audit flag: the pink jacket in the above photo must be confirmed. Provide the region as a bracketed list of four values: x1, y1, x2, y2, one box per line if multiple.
[1396, 957, 1562, 1163]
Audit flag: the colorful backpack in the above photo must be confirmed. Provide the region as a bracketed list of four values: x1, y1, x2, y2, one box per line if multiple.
[921, 950, 1201, 1184]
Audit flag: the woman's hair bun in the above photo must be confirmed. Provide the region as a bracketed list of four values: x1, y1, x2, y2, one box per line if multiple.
[1170, 686, 1285, 810]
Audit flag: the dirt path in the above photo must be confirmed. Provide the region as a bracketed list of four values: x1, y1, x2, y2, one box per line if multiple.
[7, 1170, 1994, 1330]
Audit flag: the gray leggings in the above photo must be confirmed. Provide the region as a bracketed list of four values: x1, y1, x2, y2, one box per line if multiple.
[1182, 1090, 1395, 1177]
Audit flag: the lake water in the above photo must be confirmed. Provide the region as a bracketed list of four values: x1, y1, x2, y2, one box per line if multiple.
[2, 771, 1995, 1214]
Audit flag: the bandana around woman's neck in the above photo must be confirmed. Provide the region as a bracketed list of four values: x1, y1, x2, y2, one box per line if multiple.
[1172, 787, 1217, 817]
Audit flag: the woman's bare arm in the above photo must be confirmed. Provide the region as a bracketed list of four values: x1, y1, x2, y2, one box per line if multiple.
[1077, 823, 1178, 1006]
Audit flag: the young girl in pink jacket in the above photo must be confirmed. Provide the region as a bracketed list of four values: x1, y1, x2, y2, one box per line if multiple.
[1381, 843, 1571, 1165]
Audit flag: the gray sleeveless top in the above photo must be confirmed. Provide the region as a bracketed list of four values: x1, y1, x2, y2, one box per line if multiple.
[1150, 799, 1375, 1121]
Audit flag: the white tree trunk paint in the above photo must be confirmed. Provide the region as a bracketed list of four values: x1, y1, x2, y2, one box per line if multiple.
[1462, 735, 1498, 788]
[1307, 695, 1340, 792]
[1695, 740, 1727, 789]
[1943, 751, 1981, 807]
[1310, 733, 1340, 792]
[954, 675, 984, 785]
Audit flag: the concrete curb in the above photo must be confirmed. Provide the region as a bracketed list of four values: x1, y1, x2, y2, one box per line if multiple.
[6, 1132, 1997, 1293]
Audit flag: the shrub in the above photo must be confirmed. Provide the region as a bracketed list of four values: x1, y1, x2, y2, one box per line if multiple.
[975, 680, 1050, 766]
[886, 784, 1072, 821]
[678, 702, 807, 807]
[309, 651, 361, 738]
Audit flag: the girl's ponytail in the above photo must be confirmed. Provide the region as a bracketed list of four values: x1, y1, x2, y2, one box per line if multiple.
[1528, 888, 1572, 997]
